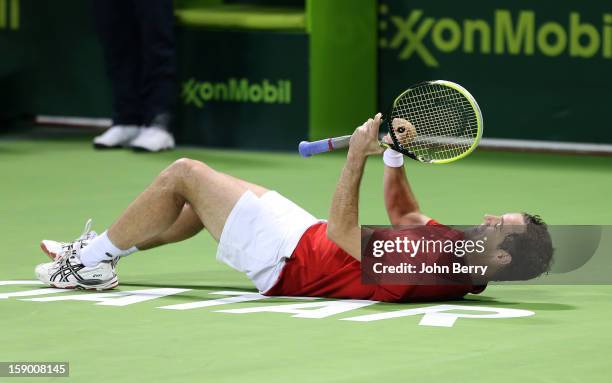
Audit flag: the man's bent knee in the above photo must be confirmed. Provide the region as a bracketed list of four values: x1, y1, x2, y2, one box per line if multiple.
[166, 158, 211, 177]
[164, 158, 216, 191]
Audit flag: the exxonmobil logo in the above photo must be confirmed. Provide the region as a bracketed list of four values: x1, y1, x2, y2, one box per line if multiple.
[182, 78, 292, 108]
[379, 5, 612, 67]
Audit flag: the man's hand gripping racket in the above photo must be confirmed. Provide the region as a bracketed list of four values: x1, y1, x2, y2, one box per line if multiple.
[298, 80, 484, 164]
[345, 113, 388, 159]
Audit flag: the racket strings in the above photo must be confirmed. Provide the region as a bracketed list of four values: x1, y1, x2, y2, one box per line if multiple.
[400, 87, 471, 159]
[400, 88, 475, 159]
[391, 84, 479, 161]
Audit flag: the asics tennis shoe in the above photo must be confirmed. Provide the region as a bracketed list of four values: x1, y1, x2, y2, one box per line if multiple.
[35, 256, 118, 291]
[40, 219, 97, 261]
[36, 220, 118, 290]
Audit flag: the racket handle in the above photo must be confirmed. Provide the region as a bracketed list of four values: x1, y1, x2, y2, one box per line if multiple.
[299, 135, 352, 157]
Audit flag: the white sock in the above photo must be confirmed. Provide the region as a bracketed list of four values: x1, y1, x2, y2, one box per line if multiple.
[120, 246, 139, 257]
[80, 231, 126, 267]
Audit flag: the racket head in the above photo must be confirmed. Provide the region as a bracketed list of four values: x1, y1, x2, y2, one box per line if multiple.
[386, 80, 483, 164]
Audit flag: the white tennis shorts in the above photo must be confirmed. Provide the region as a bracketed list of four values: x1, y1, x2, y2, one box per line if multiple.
[216, 190, 319, 292]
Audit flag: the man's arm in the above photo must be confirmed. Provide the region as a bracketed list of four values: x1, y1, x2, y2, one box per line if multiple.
[326, 152, 365, 259]
[383, 156, 430, 226]
[327, 113, 384, 261]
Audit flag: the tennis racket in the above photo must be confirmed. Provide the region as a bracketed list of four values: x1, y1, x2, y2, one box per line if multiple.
[298, 80, 483, 164]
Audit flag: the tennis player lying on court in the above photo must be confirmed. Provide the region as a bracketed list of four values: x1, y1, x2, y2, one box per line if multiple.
[35, 113, 553, 302]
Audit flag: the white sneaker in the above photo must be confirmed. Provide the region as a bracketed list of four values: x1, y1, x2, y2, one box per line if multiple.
[41, 219, 98, 261]
[93, 125, 141, 149]
[130, 127, 175, 152]
[35, 256, 118, 291]
[36, 219, 118, 290]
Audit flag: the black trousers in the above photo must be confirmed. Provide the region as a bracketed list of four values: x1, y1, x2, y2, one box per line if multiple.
[93, 0, 176, 128]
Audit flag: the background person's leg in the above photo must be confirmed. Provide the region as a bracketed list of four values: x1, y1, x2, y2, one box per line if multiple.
[133, 0, 176, 129]
[127, 0, 176, 152]
[92, 0, 142, 126]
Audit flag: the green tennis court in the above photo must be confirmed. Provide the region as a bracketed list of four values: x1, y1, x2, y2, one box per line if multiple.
[1, 137, 611, 382]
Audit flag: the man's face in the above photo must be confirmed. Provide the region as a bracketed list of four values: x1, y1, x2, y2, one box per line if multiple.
[469, 213, 527, 265]
[483, 213, 526, 228]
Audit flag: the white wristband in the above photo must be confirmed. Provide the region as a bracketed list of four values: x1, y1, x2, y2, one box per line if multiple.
[383, 148, 404, 167]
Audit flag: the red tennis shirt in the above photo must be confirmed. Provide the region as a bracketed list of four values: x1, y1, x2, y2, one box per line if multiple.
[264, 221, 486, 303]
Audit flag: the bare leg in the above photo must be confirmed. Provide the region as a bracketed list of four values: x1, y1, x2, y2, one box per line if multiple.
[136, 170, 269, 250]
[135, 203, 204, 250]
[108, 158, 268, 249]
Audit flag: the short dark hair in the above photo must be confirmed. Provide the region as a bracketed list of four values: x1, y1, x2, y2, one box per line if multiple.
[491, 213, 554, 281]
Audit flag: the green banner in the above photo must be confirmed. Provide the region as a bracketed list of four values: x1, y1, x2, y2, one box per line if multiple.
[0, 0, 110, 122]
[176, 28, 308, 149]
[378, 0, 612, 143]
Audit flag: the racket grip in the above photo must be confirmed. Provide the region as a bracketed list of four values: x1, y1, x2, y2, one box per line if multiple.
[299, 139, 333, 157]
[299, 135, 351, 157]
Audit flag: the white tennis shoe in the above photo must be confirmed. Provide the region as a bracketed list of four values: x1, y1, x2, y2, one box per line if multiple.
[35, 255, 118, 291]
[130, 127, 175, 152]
[36, 219, 118, 290]
[93, 125, 141, 149]
[40, 219, 97, 261]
